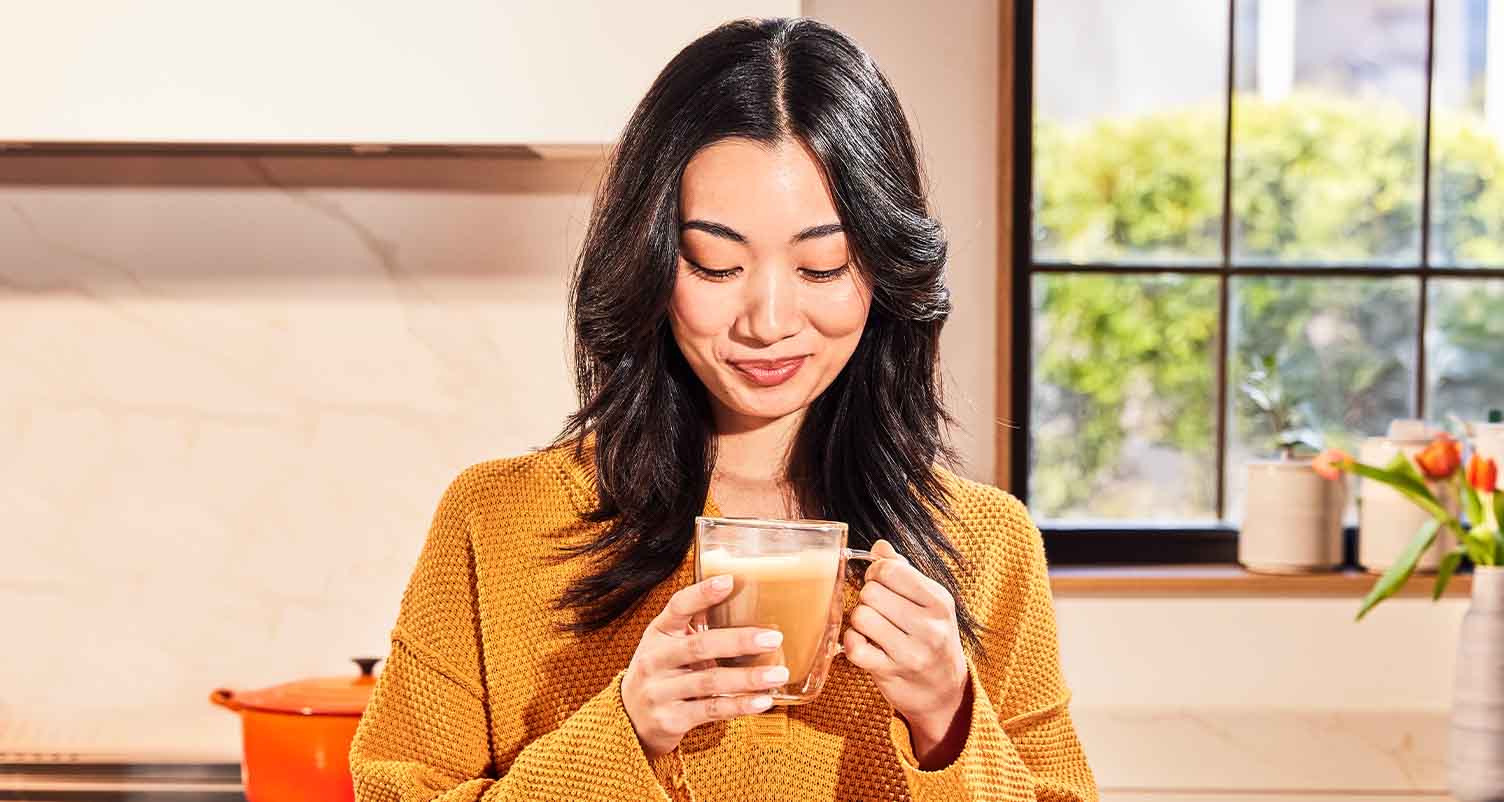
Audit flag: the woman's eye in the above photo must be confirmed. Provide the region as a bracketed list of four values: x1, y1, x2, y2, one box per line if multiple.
[685, 258, 741, 281]
[800, 264, 851, 283]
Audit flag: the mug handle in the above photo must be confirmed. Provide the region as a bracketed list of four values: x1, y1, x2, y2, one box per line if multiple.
[833, 548, 879, 654]
[843, 547, 877, 565]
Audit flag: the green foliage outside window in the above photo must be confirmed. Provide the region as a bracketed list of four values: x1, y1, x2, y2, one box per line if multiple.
[1031, 94, 1504, 519]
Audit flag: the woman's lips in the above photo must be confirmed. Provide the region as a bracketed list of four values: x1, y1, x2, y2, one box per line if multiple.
[730, 356, 807, 387]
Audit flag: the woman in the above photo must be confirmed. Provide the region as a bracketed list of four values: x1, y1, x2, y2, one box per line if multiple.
[351, 17, 1096, 802]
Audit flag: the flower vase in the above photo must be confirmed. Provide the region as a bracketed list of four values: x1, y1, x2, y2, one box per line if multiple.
[1450, 565, 1504, 802]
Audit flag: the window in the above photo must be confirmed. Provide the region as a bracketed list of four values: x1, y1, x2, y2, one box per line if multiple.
[1013, 0, 1504, 562]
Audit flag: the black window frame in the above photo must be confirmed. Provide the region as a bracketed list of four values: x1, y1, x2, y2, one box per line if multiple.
[1011, 0, 1504, 564]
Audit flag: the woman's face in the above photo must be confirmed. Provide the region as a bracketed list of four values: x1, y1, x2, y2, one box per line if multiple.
[669, 138, 872, 429]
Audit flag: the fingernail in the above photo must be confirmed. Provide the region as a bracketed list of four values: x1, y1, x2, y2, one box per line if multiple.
[754, 630, 783, 648]
[710, 575, 733, 590]
[763, 666, 789, 684]
[750, 695, 773, 711]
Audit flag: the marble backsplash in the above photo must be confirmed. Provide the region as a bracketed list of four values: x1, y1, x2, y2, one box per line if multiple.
[1, 153, 602, 757]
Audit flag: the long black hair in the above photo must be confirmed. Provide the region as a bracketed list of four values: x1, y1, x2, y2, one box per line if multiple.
[553, 17, 982, 653]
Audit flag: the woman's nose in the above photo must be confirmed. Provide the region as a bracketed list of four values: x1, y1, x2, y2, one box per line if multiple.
[740, 266, 803, 345]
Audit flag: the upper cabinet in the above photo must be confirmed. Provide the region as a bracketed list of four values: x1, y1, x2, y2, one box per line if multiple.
[2, 1, 800, 148]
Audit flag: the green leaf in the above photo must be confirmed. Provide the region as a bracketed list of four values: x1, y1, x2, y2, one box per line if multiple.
[1461, 527, 1497, 567]
[1463, 479, 1485, 528]
[1494, 491, 1504, 531]
[1388, 453, 1439, 496]
[1466, 527, 1503, 567]
[1357, 518, 1441, 621]
[1277, 427, 1324, 454]
[1241, 382, 1275, 414]
[1345, 457, 1447, 522]
[1434, 550, 1465, 600]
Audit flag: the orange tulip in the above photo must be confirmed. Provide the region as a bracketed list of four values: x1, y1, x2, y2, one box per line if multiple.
[1467, 454, 1498, 493]
[1312, 448, 1352, 481]
[1414, 434, 1462, 479]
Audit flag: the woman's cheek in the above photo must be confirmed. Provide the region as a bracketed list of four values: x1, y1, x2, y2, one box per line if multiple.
[669, 277, 735, 352]
[808, 279, 870, 338]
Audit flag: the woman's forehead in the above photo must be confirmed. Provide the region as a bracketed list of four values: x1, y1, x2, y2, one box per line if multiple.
[680, 138, 841, 243]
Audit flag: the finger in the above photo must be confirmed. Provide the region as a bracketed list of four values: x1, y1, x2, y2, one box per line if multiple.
[653, 575, 734, 634]
[849, 601, 909, 652]
[842, 627, 895, 673]
[662, 664, 790, 701]
[681, 692, 775, 725]
[858, 570, 928, 632]
[660, 627, 783, 670]
[866, 556, 949, 611]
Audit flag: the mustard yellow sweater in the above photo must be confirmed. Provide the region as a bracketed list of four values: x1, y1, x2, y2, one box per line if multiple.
[350, 443, 1097, 801]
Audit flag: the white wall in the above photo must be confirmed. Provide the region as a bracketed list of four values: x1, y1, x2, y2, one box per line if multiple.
[1058, 598, 1464, 793]
[1, 1, 798, 145]
[1057, 597, 1465, 711]
[806, 0, 1001, 482]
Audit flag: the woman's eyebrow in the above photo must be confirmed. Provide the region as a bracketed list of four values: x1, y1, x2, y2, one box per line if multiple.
[792, 223, 844, 243]
[680, 219, 746, 243]
[679, 219, 845, 244]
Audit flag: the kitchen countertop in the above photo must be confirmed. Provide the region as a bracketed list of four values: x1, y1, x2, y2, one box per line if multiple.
[0, 761, 243, 802]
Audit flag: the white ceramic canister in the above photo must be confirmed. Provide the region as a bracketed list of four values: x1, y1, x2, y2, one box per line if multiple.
[1357, 420, 1460, 574]
[1474, 421, 1504, 468]
[1239, 459, 1345, 573]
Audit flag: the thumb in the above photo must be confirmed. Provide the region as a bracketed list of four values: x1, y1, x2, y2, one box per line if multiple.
[870, 539, 905, 562]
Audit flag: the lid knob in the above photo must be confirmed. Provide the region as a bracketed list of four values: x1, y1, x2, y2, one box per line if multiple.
[353, 657, 381, 678]
[1387, 418, 1430, 440]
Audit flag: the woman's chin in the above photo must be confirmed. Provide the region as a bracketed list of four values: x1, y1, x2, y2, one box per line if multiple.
[720, 385, 816, 423]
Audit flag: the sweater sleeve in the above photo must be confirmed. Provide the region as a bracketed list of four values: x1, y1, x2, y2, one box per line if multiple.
[349, 470, 678, 802]
[887, 491, 1098, 801]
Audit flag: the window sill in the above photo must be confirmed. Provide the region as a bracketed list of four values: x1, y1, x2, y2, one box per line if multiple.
[1048, 564, 1475, 598]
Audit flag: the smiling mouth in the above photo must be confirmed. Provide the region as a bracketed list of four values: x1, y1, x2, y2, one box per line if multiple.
[729, 356, 808, 387]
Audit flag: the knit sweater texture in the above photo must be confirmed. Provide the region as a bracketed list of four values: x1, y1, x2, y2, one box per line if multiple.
[350, 442, 1098, 801]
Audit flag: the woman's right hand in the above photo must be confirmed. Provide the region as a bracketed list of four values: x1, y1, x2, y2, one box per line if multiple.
[620, 574, 789, 758]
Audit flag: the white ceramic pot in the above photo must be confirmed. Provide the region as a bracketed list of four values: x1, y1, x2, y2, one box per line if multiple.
[1474, 422, 1504, 467]
[1449, 565, 1504, 802]
[1239, 459, 1344, 574]
[1357, 426, 1460, 574]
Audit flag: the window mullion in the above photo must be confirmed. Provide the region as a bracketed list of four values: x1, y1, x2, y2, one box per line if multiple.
[1214, 0, 1237, 521]
[1415, 0, 1437, 420]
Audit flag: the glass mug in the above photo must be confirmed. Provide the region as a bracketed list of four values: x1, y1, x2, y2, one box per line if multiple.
[693, 516, 875, 705]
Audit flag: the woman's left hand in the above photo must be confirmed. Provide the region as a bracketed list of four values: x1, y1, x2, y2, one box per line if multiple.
[843, 539, 972, 767]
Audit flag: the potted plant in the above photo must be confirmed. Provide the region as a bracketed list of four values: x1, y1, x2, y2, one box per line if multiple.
[1236, 354, 1343, 573]
[1313, 437, 1504, 802]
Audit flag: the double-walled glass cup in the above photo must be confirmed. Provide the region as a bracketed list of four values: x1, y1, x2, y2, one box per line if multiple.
[693, 516, 874, 705]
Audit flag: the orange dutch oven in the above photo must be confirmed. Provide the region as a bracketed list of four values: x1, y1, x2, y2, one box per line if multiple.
[211, 657, 380, 802]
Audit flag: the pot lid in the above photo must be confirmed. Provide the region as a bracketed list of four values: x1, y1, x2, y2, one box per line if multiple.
[226, 657, 380, 716]
[1379, 418, 1435, 443]
[1247, 458, 1314, 469]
